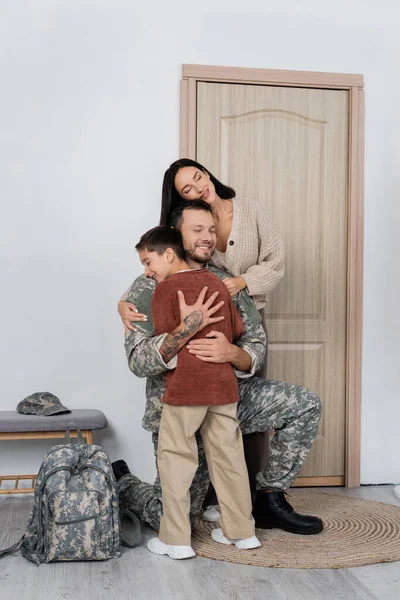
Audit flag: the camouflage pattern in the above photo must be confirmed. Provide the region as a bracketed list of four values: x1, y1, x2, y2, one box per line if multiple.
[17, 392, 70, 416]
[236, 377, 321, 490]
[18, 436, 121, 564]
[119, 267, 322, 531]
[118, 433, 210, 532]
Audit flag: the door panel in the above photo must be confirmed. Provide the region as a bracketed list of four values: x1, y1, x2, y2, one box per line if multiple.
[197, 83, 348, 478]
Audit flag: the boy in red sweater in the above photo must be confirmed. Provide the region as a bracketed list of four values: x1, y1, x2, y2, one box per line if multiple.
[136, 225, 260, 560]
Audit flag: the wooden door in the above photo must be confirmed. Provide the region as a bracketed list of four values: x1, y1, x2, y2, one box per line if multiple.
[197, 82, 349, 481]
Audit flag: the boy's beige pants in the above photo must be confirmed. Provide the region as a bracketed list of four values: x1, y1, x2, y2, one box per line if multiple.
[158, 402, 255, 546]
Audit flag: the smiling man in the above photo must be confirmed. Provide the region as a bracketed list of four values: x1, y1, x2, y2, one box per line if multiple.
[114, 200, 323, 537]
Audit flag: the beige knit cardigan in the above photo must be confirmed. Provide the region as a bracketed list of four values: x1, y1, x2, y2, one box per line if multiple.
[211, 198, 284, 310]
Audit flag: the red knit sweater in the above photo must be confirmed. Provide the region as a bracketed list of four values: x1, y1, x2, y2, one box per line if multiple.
[151, 269, 244, 406]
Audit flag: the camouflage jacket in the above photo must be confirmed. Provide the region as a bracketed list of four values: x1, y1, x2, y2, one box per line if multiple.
[124, 264, 266, 432]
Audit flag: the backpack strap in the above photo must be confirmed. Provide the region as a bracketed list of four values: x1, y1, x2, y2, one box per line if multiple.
[119, 510, 141, 548]
[0, 535, 24, 559]
[64, 423, 86, 444]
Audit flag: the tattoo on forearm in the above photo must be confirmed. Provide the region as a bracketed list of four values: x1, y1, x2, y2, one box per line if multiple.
[160, 310, 203, 363]
[183, 311, 203, 334]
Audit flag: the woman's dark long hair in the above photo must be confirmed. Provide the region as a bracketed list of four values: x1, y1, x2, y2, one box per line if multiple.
[159, 158, 236, 226]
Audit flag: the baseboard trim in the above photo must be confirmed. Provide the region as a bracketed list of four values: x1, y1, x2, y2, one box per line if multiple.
[292, 476, 345, 487]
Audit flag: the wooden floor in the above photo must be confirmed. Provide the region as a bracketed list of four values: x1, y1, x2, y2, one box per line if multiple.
[1, 486, 400, 600]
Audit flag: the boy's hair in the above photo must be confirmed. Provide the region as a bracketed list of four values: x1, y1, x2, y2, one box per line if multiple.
[169, 200, 212, 230]
[135, 225, 186, 260]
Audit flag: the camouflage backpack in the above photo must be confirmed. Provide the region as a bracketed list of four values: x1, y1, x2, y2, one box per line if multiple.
[0, 424, 140, 564]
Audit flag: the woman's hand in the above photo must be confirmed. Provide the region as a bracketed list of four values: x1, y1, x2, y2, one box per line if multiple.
[222, 276, 247, 296]
[117, 301, 148, 332]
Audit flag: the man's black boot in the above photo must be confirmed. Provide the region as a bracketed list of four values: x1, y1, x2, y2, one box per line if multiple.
[253, 490, 323, 535]
[111, 459, 131, 481]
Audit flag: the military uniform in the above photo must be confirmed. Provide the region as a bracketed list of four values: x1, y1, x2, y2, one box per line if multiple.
[118, 265, 322, 532]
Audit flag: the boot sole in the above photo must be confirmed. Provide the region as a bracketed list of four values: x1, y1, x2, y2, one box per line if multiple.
[255, 521, 323, 535]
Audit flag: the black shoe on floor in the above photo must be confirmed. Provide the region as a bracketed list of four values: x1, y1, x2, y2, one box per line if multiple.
[253, 491, 323, 535]
[111, 459, 131, 481]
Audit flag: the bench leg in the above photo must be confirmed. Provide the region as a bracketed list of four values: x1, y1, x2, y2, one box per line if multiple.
[84, 430, 93, 444]
[0, 475, 37, 495]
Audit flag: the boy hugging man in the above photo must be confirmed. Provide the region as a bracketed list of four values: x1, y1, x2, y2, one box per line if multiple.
[136, 225, 261, 560]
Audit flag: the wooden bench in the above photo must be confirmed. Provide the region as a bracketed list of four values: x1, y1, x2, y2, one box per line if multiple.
[0, 409, 108, 495]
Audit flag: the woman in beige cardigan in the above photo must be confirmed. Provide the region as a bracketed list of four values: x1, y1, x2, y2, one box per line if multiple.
[161, 159, 284, 311]
[120, 158, 284, 324]
[117, 158, 285, 520]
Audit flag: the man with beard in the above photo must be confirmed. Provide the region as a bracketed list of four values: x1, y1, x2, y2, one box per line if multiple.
[114, 201, 323, 536]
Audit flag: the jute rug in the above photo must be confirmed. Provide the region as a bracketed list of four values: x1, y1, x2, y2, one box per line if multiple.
[192, 491, 400, 569]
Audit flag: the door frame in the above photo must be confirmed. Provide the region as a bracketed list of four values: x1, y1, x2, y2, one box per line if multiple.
[180, 64, 364, 488]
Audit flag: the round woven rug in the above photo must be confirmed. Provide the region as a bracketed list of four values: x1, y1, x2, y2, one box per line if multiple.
[192, 491, 400, 569]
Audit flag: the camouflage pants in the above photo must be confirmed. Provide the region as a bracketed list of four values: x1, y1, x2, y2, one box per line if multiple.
[118, 377, 322, 532]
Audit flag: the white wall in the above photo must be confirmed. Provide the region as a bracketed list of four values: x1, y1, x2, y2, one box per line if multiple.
[1, 0, 399, 485]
